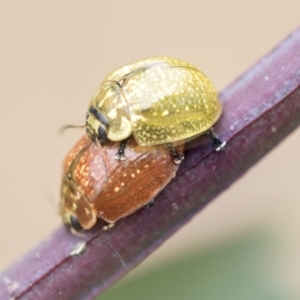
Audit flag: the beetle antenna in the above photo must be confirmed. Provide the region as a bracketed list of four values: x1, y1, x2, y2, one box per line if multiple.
[59, 124, 86, 136]
[40, 182, 59, 215]
[101, 240, 126, 266]
[95, 138, 101, 148]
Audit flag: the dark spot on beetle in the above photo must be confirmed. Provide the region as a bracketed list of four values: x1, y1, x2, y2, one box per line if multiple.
[89, 106, 109, 127]
[70, 215, 83, 231]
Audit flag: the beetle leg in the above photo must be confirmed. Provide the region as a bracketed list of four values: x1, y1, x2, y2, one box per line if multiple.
[144, 199, 155, 209]
[208, 128, 226, 151]
[102, 223, 115, 231]
[114, 140, 128, 161]
[166, 143, 184, 164]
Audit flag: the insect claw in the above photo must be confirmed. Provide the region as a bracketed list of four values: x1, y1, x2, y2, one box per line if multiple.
[166, 143, 184, 164]
[103, 223, 115, 231]
[144, 199, 155, 209]
[115, 140, 128, 161]
[208, 128, 226, 152]
[214, 140, 226, 151]
[114, 152, 126, 161]
[173, 153, 184, 164]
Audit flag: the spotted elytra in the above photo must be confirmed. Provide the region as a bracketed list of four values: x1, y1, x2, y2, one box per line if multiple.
[60, 135, 184, 231]
[63, 56, 226, 163]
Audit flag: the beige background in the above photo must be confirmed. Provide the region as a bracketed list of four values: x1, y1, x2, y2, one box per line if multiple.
[1, 0, 300, 297]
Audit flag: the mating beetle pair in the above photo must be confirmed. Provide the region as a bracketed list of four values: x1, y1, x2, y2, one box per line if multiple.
[61, 56, 225, 231]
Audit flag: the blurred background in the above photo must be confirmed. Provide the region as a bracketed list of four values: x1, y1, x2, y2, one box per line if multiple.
[0, 1, 300, 299]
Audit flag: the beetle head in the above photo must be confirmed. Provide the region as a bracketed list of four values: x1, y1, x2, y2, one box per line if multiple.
[60, 140, 104, 232]
[86, 106, 108, 144]
[60, 206, 83, 232]
[60, 176, 98, 232]
[88, 80, 133, 143]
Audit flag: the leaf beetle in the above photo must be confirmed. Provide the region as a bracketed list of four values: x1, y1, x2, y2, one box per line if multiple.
[60, 135, 184, 231]
[64, 56, 226, 163]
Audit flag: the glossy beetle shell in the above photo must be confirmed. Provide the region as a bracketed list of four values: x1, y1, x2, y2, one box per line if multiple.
[60, 136, 184, 230]
[87, 56, 222, 146]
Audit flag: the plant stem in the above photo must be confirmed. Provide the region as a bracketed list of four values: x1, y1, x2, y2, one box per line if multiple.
[1, 28, 300, 300]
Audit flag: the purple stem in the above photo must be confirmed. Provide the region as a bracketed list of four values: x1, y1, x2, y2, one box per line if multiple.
[1, 28, 300, 300]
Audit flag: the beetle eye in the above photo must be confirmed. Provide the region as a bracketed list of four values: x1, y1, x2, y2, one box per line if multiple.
[89, 106, 109, 127]
[70, 215, 83, 231]
[98, 125, 107, 143]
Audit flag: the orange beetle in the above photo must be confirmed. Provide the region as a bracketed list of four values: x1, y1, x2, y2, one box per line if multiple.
[60, 136, 184, 231]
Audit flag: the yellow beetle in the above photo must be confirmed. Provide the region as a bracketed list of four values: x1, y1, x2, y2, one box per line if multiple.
[68, 56, 225, 163]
